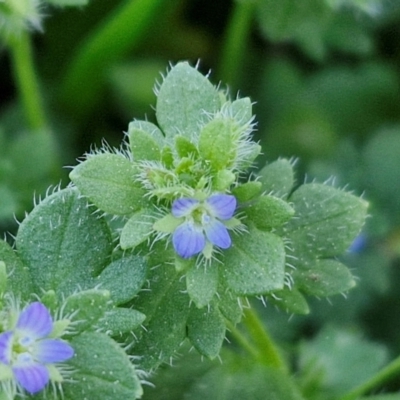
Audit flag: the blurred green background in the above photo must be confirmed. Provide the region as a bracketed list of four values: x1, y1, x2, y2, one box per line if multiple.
[1, 0, 400, 398]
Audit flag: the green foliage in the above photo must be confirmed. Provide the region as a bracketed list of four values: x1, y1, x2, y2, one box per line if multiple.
[65, 332, 143, 400]
[156, 62, 220, 138]
[299, 326, 388, 396]
[69, 154, 147, 215]
[2, 0, 399, 396]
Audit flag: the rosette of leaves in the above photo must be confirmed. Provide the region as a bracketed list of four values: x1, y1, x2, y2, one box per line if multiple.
[70, 62, 368, 369]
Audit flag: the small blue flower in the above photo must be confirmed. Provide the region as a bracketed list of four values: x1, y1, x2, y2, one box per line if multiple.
[0, 302, 74, 395]
[171, 194, 237, 258]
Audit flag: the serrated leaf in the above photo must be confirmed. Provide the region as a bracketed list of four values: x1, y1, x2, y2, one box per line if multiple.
[186, 352, 304, 400]
[198, 118, 237, 170]
[257, 159, 294, 199]
[65, 332, 143, 400]
[128, 120, 164, 161]
[101, 308, 146, 336]
[186, 261, 219, 308]
[187, 305, 226, 359]
[268, 287, 310, 315]
[285, 183, 368, 260]
[95, 254, 147, 305]
[156, 62, 220, 138]
[0, 239, 33, 300]
[16, 188, 113, 296]
[245, 195, 294, 230]
[294, 259, 355, 297]
[70, 153, 146, 215]
[63, 289, 110, 334]
[120, 209, 154, 250]
[222, 227, 286, 295]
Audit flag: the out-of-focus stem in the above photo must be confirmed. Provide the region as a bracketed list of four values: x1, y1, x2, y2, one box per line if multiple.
[9, 30, 47, 132]
[339, 355, 400, 400]
[218, 0, 256, 88]
[61, 0, 170, 117]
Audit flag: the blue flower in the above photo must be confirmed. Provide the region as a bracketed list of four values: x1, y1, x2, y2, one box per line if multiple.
[0, 302, 74, 395]
[171, 194, 237, 258]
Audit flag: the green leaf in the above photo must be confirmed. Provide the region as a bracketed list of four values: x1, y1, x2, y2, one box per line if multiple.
[285, 183, 368, 259]
[156, 62, 220, 138]
[0, 261, 6, 296]
[101, 308, 146, 336]
[221, 227, 286, 295]
[293, 259, 356, 297]
[0, 239, 33, 300]
[299, 326, 388, 396]
[245, 195, 295, 230]
[120, 209, 155, 250]
[198, 117, 237, 170]
[268, 287, 310, 315]
[229, 97, 253, 125]
[133, 248, 190, 369]
[95, 254, 147, 305]
[15, 188, 113, 296]
[186, 261, 219, 308]
[187, 305, 226, 359]
[65, 332, 143, 400]
[70, 153, 146, 215]
[232, 181, 262, 202]
[128, 120, 164, 161]
[257, 159, 294, 199]
[63, 289, 110, 334]
[217, 286, 243, 324]
[175, 135, 199, 158]
[186, 352, 304, 400]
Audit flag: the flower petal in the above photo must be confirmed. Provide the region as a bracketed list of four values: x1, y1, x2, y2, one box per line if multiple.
[206, 194, 236, 220]
[173, 222, 205, 258]
[204, 219, 232, 249]
[0, 331, 13, 364]
[13, 363, 49, 394]
[16, 302, 52, 339]
[172, 198, 199, 218]
[33, 339, 74, 363]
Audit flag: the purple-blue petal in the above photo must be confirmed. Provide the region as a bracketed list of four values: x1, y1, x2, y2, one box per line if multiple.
[172, 198, 199, 218]
[0, 331, 13, 364]
[206, 194, 236, 220]
[173, 222, 206, 258]
[204, 219, 232, 249]
[13, 363, 49, 394]
[33, 339, 74, 363]
[16, 302, 52, 339]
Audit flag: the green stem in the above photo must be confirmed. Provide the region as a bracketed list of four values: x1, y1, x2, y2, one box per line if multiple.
[225, 319, 261, 361]
[61, 0, 170, 117]
[217, 0, 256, 87]
[242, 306, 288, 372]
[9, 30, 47, 132]
[339, 355, 400, 400]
